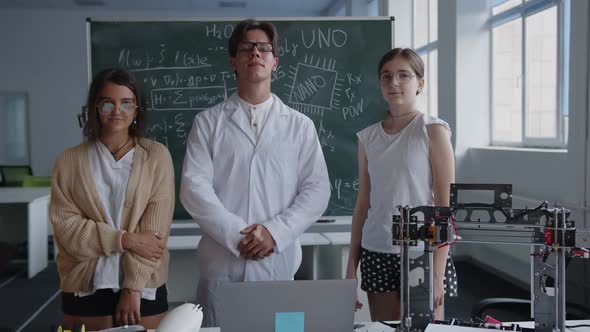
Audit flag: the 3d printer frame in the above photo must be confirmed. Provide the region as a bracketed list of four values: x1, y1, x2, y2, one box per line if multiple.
[390, 183, 588, 332]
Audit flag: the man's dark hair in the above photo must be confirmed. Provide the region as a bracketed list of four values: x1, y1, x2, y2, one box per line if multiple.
[228, 19, 280, 57]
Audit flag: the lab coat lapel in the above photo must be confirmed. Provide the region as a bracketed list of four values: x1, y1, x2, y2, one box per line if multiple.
[255, 94, 288, 153]
[226, 94, 256, 146]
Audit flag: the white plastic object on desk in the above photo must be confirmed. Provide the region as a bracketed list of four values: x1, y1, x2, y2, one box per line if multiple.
[156, 303, 203, 332]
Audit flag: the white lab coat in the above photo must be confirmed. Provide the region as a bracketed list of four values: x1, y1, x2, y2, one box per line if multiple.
[179, 92, 331, 327]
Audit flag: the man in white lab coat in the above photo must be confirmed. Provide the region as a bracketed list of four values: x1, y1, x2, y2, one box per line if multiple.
[179, 19, 331, 326]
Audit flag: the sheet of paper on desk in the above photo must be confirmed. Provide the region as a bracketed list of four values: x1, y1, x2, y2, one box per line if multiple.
[95, 326, 146, 332]
[275, 312, 304, 332]
[353, 322, 397, 332]
[425, 324, 523, 332]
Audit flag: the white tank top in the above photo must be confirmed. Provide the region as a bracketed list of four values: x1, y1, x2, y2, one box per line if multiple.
[357, 113, 451, 254]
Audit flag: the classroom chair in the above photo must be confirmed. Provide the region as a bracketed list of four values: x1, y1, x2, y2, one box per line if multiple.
[0, 165, 32, 186]
[22, 175, 51, 187]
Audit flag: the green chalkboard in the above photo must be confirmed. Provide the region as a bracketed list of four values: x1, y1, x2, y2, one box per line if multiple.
[89, 18, 393, 219]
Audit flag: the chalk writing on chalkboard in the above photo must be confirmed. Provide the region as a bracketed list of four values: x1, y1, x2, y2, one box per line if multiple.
[90, 18, 393, 217]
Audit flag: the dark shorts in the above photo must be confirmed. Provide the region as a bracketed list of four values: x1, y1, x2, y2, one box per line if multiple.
[360, 248, 458, 296]
[62, 284, 168, 317]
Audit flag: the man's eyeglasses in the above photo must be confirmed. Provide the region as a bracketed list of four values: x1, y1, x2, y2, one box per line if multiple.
[379, 71, 417, 85]
[96, 100, 137, 115]
[238, 42, 274, 53]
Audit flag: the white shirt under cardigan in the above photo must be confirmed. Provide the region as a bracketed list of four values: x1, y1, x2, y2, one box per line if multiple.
[356, 113, 451, 254]
[237, 95, 273, 141]
[76, 141, 156, 300]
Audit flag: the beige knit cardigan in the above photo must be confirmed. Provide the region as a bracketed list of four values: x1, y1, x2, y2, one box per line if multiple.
[50, 138, 174, 292]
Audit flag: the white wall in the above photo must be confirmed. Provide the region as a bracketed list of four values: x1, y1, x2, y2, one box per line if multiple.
[454, 0, 590, 226]
[570, 0, 590, 228]
[450, 0, 589, 225]
[444, 0, 590, 307]
[387, 0, 413, 48]
[0, 7, 323, 176]
[0, 10, 87, 176]
[437, 0, 457, 147]
[454, 0, 490, 157]
[455, 0, 588, 228]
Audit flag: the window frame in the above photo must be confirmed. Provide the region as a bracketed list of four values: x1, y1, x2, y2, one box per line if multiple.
[489, 0, 568, 148]
[412, 0, 439, 117]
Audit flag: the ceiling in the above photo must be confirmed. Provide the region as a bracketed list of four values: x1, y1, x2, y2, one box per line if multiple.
[0, 0, 336, 14]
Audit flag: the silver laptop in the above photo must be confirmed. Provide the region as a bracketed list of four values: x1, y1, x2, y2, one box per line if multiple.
[219, 279, 357, 332]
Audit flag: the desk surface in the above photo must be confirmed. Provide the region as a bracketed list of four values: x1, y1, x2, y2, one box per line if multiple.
[166, 233, 332, 250]
[322, 231, 352, 245]
[144, 321, 396, 332]
[143, 320, 590, 332]
[169, 216, 352, 236]
[0, 187, 50, 203]
[300, 233, 331, 246]
[426, 320, 590, 331]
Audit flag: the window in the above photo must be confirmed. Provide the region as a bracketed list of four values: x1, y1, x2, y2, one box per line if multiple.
[0, 93, 29, 165]
[368, 0, 380, 16]
[490, 0, 569, 147]
[413, 0, 438, 117]
[333, 4, 346, 16]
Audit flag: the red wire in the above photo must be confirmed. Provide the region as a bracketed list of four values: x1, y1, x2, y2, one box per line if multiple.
[436, 214, 459, 249]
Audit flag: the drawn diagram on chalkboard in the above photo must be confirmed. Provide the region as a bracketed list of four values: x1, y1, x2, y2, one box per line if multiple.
[284, 54, 344, 117]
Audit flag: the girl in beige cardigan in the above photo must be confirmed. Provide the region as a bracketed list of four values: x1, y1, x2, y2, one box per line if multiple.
[50, 68, 174, 330]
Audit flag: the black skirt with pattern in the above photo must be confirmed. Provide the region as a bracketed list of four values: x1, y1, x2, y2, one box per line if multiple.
[360, 248, 458, 297]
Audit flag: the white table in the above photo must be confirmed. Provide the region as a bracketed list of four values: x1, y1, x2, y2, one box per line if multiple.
[166, 233, 331, 250]
[144, 320, 590, 332]
[424, 320, 590, 331]
[321, 231, 352, 278]
[300, 233, 331, 280]
[166, 233, 331, 280]
[148, 217, 350, 302]
[145, 321, 397, 332]
[166, 235, 202, 250]
[169, 216, 353, 235]
[0, 187, 51, 278]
